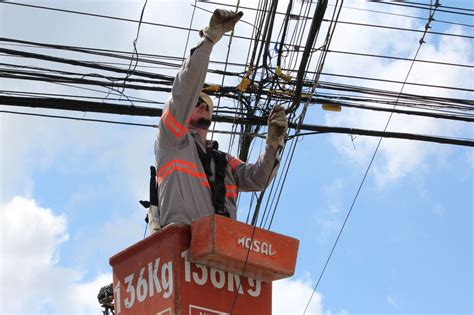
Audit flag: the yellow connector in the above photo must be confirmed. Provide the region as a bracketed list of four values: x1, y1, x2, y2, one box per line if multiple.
[276, 66, 292, 82]
[202, 85, 220, 92]
[322, 103, 342, 112]
[236, 65, 254, 92]
[236, 77, 251, 91]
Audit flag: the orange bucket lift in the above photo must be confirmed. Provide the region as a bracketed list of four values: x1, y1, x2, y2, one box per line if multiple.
[109, 215, 299, 314]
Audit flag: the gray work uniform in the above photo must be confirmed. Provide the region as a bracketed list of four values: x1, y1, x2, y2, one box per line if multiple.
[154, 38, 280, 227]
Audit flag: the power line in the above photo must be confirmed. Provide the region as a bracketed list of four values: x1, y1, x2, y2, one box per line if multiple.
[192, 1, 473, 39]
[402, 0, 474, 12]
[0, 109, 259, 138]
[206, 0, 474, 28]
[2, 38, 471, 119]
[1, 1, 471, 312]
[120, 0, 149, 92]
[263, 0, 345, 232]
[0, 89, 163, 106]
[0, 1, 250, 42]
[1, 95, 472, 147]
[0, 109, 158, 127]
[372, 0, 474, 17]
[326, 49, 474, 69]
[303, 2, 443, 312]
[2, 0, 470, 42]
[321, 72, 474, 93]
[2, 60, 472, 122]
[331, 19, 473, 39]
[328, 3, 474, 28]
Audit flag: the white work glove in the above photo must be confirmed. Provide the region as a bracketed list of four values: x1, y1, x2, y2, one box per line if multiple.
[266, 105, 288, 148]
[200, 9, 243, 44]
[147, 205, 161, 235]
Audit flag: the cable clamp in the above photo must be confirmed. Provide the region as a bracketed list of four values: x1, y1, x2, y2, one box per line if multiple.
[276, 66, 292, 82]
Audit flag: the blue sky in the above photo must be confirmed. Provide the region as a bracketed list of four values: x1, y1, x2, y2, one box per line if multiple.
[0, 0, 472, 314]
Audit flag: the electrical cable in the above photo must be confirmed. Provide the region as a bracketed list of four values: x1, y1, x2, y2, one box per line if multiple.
[266, 0, 346, 229]
[303, 2, 443, 312]
[120, 0, 149, 94]
[327, 3, 474, 28]
[372, 0, 474, 17]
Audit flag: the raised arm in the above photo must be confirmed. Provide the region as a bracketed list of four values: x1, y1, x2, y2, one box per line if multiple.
[231, 105, 288, 191]
[158, 39, 212, 144]
[156, 9, 243, 147]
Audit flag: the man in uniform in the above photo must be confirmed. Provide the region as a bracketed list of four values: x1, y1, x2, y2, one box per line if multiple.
[148, 9, 288, 233]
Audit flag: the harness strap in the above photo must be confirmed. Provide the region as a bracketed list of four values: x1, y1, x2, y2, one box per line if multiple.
[196, 142, 230, 217]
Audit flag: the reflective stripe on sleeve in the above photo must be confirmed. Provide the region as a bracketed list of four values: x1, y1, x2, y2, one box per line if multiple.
[228, 157, 243, 171]
[225, 185, 238, 198]
[162, 110, 188, 138]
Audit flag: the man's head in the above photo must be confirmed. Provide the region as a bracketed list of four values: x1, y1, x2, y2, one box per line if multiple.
[189, 92, 214, 130]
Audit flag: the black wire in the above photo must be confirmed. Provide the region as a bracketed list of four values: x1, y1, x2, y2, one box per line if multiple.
[210, 2, 242, 141]
[0, 1, 197, 33]
[262, 133, 294, 229]
[3, 30, 472, 72]
[206, 0, 474, 27]
[267, 131, 300, 229]
[188, 1, 474, 39]
[328, 3, 474, 28]
[0, 109, 158, 127]
[4, 66, 472, 119]
[182, 1, 198, 59]
[244, 192, 257, 224]
[0, 1, 247, 42]
[321, 72, 474, 93]
[0, 89, 164, 105]
[373, 0, 474, 16]
[0, 110, 262, 140]
[4, 62, 470, 121]
[265, 0, 342, 231]
[229, 158, 280, 314]
[276, 0, 294, 68]
[402, 0, 474, 12]
[4, 0, 470, 41]
[267, 0, 345, 230]
[229, 2, 278, 311]
[288, 0, 328, 113]
[120, 0, 149, 92]
[331, 19, 473, 39]
[303, 2, 442, 312]
[326, 49, 474, 69]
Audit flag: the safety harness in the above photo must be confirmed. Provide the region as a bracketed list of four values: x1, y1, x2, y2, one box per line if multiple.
[195, 141, 230, 217]
[142, 141, 231, 232]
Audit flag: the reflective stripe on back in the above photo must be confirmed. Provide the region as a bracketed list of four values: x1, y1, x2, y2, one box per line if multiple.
[157, 159, 209, 188]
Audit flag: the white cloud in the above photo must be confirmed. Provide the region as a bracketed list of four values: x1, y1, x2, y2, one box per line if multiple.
[467, 150, 474, 169]
[320, 2, 473, 186]
[0, 105, 158, 208]
[387, 295, 398, 308]
[273, 275, 323, 314]
[0, 196, 111, 314]
[0, 196, 335, 314]
[314, 179, 345, 241]
[0, 110, 110, 201]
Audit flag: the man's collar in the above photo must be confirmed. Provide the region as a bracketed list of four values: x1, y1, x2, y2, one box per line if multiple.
[206, 140, 219, 150]
[190, 129, 219, 150]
